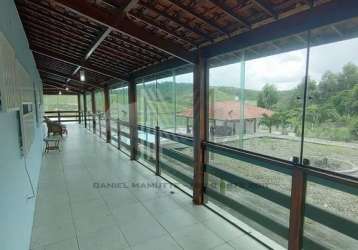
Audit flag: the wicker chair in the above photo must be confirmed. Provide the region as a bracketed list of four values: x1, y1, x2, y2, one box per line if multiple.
[44, 116, 68, 137]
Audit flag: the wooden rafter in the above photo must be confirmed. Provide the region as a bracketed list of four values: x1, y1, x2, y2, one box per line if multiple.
[208, 0, 251, 29]
[31, 45, 128, 81]
[66, 28, 113, 83]
[129, 13, 196, 47]
[65, 0, 140, 84]
[53, 0, 195, 63]
[109, 34, 164, 59]
[251, 0, 278, 19]
[38, 68, 102, 89]
[131, 0, 358, 79]
[43, 82, 81, 93]
[43, 80, 83, 92]
[139, 2, 212, 41]
[166, 0, 228, 36]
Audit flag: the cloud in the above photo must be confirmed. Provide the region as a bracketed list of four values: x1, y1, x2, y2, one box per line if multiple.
[207, 37, 358, 91]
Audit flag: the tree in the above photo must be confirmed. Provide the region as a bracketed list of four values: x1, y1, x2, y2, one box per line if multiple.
[350, 118, 358, 139]
[259, 113, 279, 133]
[318, 71, 339, 101]
[338, 63, 358, 90]
[257, 84, 278, 110]
[288, 78, 318, 109]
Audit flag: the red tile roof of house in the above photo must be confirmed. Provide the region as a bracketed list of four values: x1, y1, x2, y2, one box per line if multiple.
[179, 100, 273, 121]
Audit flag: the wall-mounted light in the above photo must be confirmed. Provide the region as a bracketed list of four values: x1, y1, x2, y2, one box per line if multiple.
[59, 91, 62, 95]
[80, 69, 86, 82]
[65, 86, 69, 91]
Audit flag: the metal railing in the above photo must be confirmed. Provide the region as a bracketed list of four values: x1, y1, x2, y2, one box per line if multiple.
[44, 110, 81, 123]
[80, 117, 358, 249]
[134, 125, 358, 249]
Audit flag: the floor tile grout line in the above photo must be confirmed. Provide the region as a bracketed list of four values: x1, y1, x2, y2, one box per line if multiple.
[60, 155, 82, 250]
[40, 124, 267, 250]
[75, 127, 134, 249]
[80, 124, 185, 249]
[80, 124, 230, 249]
[135, 195, 186, 250]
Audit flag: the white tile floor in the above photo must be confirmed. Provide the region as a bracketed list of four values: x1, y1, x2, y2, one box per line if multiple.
[30, 124, 268, 250]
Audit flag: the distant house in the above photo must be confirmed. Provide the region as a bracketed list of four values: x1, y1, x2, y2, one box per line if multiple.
[179, 100, 273, 136]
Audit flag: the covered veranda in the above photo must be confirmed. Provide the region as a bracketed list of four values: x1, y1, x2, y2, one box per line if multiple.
[3, 0, 358, 250]
[32, 124, 269, 250]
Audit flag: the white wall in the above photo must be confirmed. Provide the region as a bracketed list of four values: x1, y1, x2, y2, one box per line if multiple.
[0, 1, 43, 249]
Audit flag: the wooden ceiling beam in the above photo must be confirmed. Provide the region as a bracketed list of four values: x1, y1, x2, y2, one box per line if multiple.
[66, 27, 113, 83]
[251, 0, 278, 19]
[102, 39, 159, 62]
[166, 0, 228, 36]
[18, 5, 97, 41]
[22, 0, 100, 33]
[88, 55, 134, 73]
[95, 45, 149, 66]
[42, 78, 84, 92]
[22, 20, 92, 48]
[43, 90, 79, 95]
[109, 34, 164, 59]
[118, 0, 141, 17]
[131, 0, 358, 79]
[53, 0, 195, 63]
[139, 2, 212, 41]
[129, 13, 196, 47]
[84, 28, 112, 61]
[25, 28, 88, 53]
[208, 0, 251, 29]
[38, 68, 101, 89]
[43, 82, 81, 93]
[66, 0, 142, 83]
[31, 45, 129, 81]
[30, 40, 84, 59]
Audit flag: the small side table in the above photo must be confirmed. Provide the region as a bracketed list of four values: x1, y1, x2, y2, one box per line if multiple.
[44, 136, 61, 153]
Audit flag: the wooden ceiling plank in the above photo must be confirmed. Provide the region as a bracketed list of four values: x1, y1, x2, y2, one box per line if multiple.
[66, 0, 141, 83]
[53, 0, 195, 63]
[22, 20, 92, 48]
[22, 0, 100, 33]
[129, 13, 196, 47]
[140, 2, 212, 41]
[251, 0, 278, 19]
[166, 0, 228, 36]
[19, 5, 97, 40]
[208, 0, 251, 29]
[109, 34, 164, 59]
[31, 45, 129, 81]
[102, 39, 160, 62]
[131, 0, 358, 79]
[43, 82, 81, 93]
[42, 78, 84, 92]
[38, 67, 101, 89]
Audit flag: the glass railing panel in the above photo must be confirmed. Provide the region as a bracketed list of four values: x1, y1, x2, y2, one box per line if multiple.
[159, 133, 193, 188]
[137, 127, 156, 171]
[303, 175, 358, 249]
[205, 147, 292, 248]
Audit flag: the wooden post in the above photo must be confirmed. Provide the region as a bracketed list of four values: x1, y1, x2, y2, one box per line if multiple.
[91, 91, 96, 133]
[288, 167, 307, 250]
[155, 126, 160, 176]
[193, 50, 208, 205]
[77, 93, 82, 124]
[83, 93, 87, 128]
[128, 79, 138, 160]
[104, 86, 111, 143]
